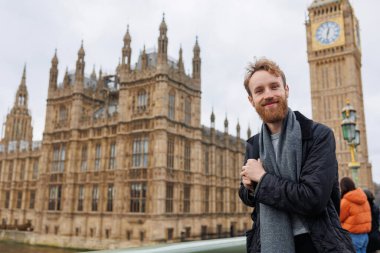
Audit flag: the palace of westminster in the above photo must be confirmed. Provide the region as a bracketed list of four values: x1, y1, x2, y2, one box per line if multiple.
[0, 0, 374, 249]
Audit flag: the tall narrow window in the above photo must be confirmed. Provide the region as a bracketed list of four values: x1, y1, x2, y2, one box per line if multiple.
[8, 161, 14, 181]
[95, 144, 101, 171]
[32, 160, 38, 180]
[204, 150, 209, 175]
[78, 185, 84, 211]
[107, 184, 114, 212]
[137, 90, 148, 112]
[0, 161, 2, 181]
[48, 185, 62, 211]
[130, 182, 147, 213]
[51, 144, 65, 173]
[59, 145, 66, 172]
[16, 191, 22, 209]
[216, 187, 224, 213]
[167, 136, 174, 170]
[109, 142, 116, 170]
[20, 160, 26, 180]
[230, 188, 236, 213]
[59, 106, 68, 123]
[5, 191, 10, 209]
[92, 185, 99, 211]
[184, 97, 191, 124]
[218, 154, 224, 177]
[29, 190, 36, 209]
[81, 145, 88, 171]
[203, 186, 209, 213]
[184, 141, 191, 172]
[166, 182, 174, 213]
[132, 138, 149, 168]
[168, 92, 175, 120]
[183, 184, 191, 213]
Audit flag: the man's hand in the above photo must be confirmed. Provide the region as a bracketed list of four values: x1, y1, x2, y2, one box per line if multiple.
[241, 159, 266, 183]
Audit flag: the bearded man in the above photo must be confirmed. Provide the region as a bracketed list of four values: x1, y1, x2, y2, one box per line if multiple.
[239, 58, 355, 253]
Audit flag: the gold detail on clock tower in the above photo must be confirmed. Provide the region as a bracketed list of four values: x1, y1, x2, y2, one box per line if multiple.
[306, 0, 373, 189]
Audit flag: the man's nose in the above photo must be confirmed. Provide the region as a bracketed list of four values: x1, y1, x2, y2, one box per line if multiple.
[263, 88, 274, 99]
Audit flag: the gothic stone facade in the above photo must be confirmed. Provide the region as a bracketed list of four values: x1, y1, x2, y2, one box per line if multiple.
[306, 0, 373, 189]
[0, 19, 250, 249]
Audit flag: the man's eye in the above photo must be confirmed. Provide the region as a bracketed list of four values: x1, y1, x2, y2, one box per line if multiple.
[254, 89, 263, 94]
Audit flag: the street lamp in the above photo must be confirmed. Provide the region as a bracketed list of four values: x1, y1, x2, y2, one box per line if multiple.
[341, 100, 361, 185]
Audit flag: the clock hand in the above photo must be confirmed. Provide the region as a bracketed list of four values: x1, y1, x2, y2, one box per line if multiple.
[326, 27, 330, 39]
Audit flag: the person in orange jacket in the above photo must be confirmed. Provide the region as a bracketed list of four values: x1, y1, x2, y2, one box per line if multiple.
[340, 177, 372, 253]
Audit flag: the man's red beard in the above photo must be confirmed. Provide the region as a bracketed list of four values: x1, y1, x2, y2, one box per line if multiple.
[255, 96, 288, 123]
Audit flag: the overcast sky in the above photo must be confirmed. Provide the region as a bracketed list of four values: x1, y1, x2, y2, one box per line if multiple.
[1, 0, 380, 182]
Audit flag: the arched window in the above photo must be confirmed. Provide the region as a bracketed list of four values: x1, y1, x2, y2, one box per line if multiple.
[59, 106, 68, 122]
[137, 90, 148, 112]
[168, 91, 175, 120]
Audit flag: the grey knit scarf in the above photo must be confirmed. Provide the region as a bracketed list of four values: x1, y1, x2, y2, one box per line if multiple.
[258, 109, 302, 253]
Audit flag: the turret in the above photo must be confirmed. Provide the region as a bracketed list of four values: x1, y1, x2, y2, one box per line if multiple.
[74, 41, 85, 93]
[236, 120, 241, 139]
[224, 115, 228, 134]
[49, 49, 59, 92]
[122, 25, 132, 71]
[157, 14, 168, 66]
[192, 36, 201, 83]
[177, 46, 184, 73]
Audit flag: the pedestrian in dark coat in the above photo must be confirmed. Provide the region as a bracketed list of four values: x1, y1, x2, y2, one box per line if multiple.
[364, 189, 380, 253]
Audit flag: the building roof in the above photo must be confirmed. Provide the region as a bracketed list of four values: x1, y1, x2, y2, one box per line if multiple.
[309, 0, 340, 8]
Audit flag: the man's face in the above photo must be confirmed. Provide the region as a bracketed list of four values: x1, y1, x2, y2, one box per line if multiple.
[248, 70, 289, 124]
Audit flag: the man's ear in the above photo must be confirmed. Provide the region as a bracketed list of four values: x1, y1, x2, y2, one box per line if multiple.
[248, 95, 255, 107]
[285, 84, 289, 98]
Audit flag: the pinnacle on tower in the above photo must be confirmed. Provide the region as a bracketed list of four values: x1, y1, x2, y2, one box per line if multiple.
[51, 48, 58, 66]
[75, 41, 86, 88]
[91, 65, 97, 80]
[159, 13, 167, 34]
[236, 120, 241, 138]
[63, 67, 70, 88]
[192, 36, 201, 81]
[49, 49, 59, 91]
[78, 40, 85, 58]
[141, 45, 148, 70]
[177, 46, 184, 72]
[210, 109, 215, 128]
[14, 65, 28, 108]
[122, 25, 132, 69]
[157, 13, 168, 66]
[224, 115, 229, 133]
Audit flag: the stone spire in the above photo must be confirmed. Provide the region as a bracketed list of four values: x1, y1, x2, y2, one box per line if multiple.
[74, 41, 85, 92]
[177, 46, 184, 73]
[91, 65, 97, 80]
[157, 13, 168, 66]
[247, 125, 252, 139]
[141, 45, 148, 70]
[49, 49, 59, 91]
[236, 120, 241, 139]
[3, 65, 33, 142]
[122, 25, 132, 70]
[63, 67, 70, 89]
[224, 115, 229, 133]
[14, 65, 28, 108]
[192, 36, 201, 82]
[210, 109, 215, 129]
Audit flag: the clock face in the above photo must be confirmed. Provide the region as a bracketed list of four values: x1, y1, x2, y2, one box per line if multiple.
[316, 21, 340, 45]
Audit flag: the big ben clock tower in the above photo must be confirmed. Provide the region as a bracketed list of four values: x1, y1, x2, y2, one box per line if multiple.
[306, 0, 373, 189]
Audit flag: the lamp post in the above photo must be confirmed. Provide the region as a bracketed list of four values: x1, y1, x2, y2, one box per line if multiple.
[341, 100, 361, 185]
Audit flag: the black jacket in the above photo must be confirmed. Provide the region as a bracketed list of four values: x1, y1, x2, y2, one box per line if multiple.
[239, 111, 355, 253]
